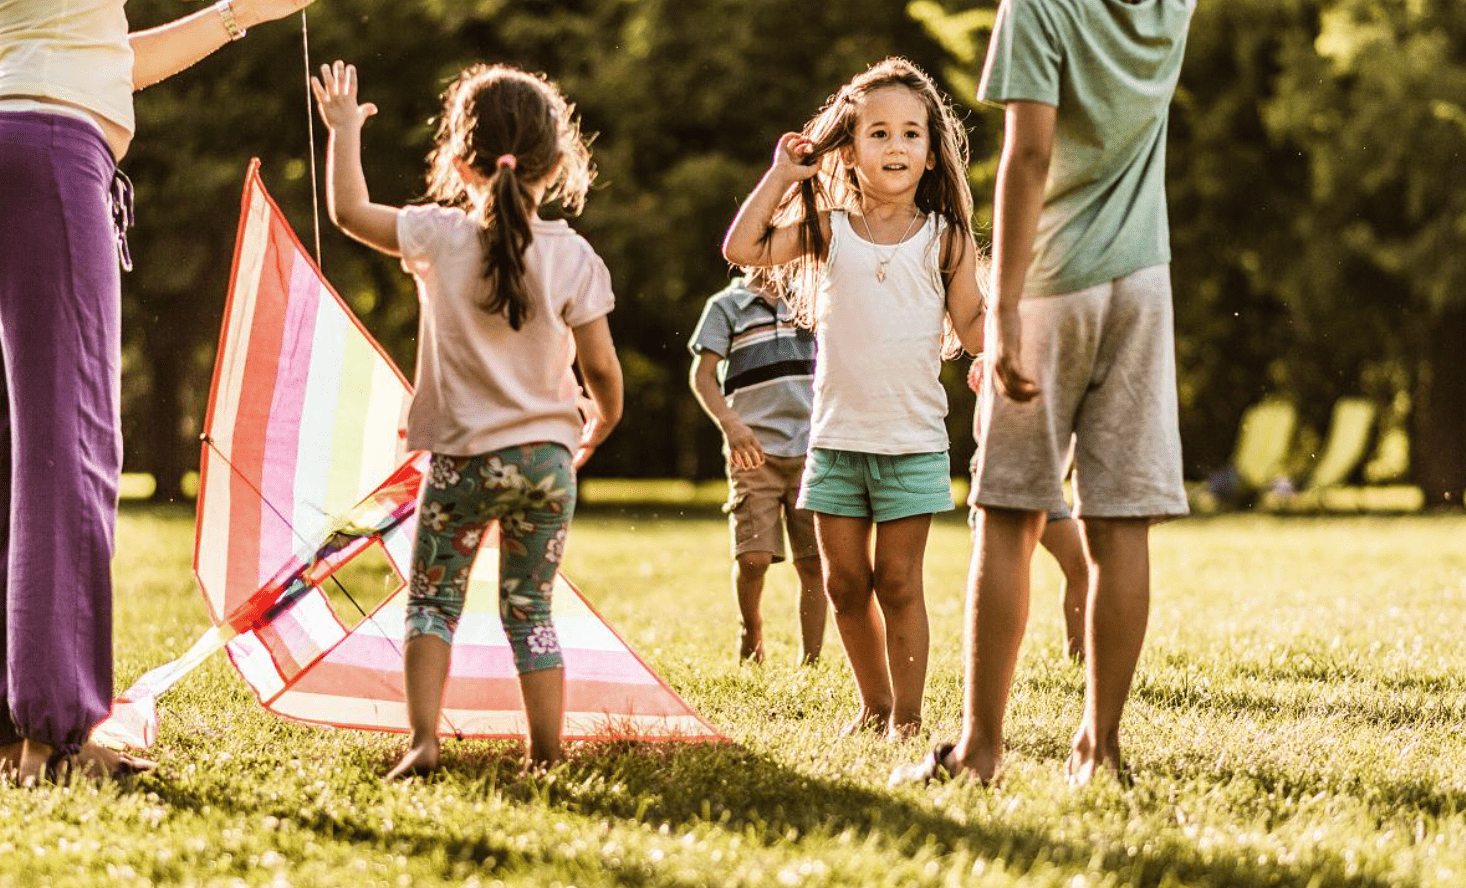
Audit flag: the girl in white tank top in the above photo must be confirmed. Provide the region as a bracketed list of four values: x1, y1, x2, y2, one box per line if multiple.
[723, 58, 986, 741]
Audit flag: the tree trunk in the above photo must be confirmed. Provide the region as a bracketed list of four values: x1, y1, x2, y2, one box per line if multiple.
[675, 393, 701, 480]
[144, 338, 188, 503]
[1411, 304, 1466, 508]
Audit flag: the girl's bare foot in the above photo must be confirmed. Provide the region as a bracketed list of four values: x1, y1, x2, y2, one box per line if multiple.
[838, 705, 891, 738]
[886, 717, 922, 742]
[738, 631, 765, 664]
[1066, 728, 1130, 787]
[385, 740, 440, 781]
[1065, 637, 1085, 664]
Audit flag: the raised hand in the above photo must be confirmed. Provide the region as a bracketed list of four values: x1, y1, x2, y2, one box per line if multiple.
[771, 132, 820, 182]
[310, 61, 377, 132]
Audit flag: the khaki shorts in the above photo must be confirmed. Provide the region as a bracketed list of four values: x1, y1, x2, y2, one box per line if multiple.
[726, 453, 818, 562]
[972, 264, 1188, 519]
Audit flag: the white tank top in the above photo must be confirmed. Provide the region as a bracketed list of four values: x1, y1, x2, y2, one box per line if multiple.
[0, 0, 134, 137]
[808, 209, 950, 454]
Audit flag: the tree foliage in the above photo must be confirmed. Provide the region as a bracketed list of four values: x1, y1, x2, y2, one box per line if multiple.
[118, 0, 1466, 503]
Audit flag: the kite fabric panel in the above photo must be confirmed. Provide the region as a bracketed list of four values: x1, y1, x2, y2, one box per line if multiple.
[96, 161, 722, 747]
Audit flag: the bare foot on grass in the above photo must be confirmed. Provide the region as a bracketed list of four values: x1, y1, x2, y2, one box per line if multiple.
[885, 717, 922, 742]
[1066, 728, 1131, 788]
[70, 742, 157, 780]
[738, 631, 765, 664]
[385, 740, 440, 781]
[7, 739, 153, 785]
[839, 705, 891, 738]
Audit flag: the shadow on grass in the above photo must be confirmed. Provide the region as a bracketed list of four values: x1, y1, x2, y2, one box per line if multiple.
[537, 741, 1407, 888]
[134, 736, 1411, 888]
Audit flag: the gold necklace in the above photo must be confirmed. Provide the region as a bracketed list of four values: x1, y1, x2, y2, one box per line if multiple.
[858, 210, 921, 282]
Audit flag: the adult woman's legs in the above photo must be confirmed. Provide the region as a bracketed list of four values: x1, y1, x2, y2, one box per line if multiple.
[0, 113, 123, 779]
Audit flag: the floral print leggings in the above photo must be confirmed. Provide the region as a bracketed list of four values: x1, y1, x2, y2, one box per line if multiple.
[405, 443, 576, 674]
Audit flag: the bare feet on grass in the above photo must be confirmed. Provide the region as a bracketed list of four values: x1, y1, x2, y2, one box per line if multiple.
[839, 704, 891, 738]
[738, 630, 765, 664]
[1066, 725, 1131, 788]
[385, 739, 440, 781]
[5, 739, 155, 784]
[885, 717, 922, 742]
[71, 742, 157, 779]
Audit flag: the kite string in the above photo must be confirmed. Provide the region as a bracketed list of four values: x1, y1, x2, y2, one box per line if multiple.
[301, 9, 323, 267]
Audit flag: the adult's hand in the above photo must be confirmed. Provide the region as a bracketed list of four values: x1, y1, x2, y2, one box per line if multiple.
[235, 0, 317, 29]
[992, 306, 1039, 402]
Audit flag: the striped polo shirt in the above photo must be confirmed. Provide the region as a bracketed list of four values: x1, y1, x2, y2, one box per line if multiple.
[689, 278, 816, 458]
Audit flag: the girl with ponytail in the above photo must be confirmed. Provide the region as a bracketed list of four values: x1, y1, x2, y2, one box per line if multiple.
[313, 59, 623, 777]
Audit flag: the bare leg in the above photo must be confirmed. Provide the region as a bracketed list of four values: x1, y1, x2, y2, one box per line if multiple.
[817, 513, 891, 732]
[385, 634, 451, 780]
[518, 666, 566, 769]
[1069, 517, 1150, 785]
[733, 552, 773, 662]
[1039, 517, 1090, 661]
[792, 554, 827, 665]
[871, 514, 933, 739]
[953, 507, 1045, 783]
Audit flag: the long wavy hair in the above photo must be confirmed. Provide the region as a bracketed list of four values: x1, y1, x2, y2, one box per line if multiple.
[424, 64, 594, 330]
[763, 58, 976, 353]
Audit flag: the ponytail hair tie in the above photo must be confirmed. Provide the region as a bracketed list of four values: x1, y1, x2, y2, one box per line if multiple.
[496, 154, 517, 170]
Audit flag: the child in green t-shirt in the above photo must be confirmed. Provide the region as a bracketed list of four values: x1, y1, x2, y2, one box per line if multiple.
[894, 0, 1196, 789]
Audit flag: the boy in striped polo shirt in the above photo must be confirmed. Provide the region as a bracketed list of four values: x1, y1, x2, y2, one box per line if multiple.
[690, 270, 826, 664]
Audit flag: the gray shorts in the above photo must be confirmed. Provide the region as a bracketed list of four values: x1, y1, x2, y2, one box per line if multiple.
[971, 264, 1188, 519]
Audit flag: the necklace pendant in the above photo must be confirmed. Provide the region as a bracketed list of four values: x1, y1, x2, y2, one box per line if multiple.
[876, 265, 887, 283]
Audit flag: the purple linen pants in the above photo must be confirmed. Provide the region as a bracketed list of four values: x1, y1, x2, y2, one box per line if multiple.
[0, 112, 122, 756]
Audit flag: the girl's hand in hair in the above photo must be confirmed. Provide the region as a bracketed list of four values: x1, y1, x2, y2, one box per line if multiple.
[771, 133, 820, 182]
[310, 60, 377, 133]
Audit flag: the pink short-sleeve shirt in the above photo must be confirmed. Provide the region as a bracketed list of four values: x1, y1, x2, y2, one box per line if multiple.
[397, 204, 614, 456]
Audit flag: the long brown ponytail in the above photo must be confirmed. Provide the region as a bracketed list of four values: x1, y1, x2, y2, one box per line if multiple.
[425, 64, 594, 330]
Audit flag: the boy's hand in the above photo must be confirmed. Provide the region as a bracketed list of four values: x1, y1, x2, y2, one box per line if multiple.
[771, 133, 819, 183]
[723, 420, 766, 471]
[993, 307, 1039, 402]
[310, 60, 377, 132]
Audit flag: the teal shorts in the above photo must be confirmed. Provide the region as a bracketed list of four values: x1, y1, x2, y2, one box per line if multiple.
[797, 448, 953, 523]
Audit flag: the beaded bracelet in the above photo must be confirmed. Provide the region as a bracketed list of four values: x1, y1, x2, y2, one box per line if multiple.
[214, 0, 247, 41]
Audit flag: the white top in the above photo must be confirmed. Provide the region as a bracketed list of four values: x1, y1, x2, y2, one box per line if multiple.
[397, 204, 615, 457]
[0, 0, 134, 137]
[808, 209, 949, 454]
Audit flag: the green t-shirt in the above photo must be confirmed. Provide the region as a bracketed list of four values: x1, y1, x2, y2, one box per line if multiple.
[978, 0, 1196, 297]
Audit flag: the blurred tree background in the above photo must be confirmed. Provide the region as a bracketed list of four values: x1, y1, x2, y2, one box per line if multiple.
[119, 0, 1466, 506]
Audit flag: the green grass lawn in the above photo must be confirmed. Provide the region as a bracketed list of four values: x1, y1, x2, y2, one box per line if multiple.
[5, 504, 1466, 887]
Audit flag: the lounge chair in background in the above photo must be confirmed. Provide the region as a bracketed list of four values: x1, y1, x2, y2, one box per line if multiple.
[1197, 399, 1298, 509]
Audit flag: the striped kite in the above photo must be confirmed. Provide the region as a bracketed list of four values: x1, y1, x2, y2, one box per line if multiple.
[96, 162, 722, 748]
